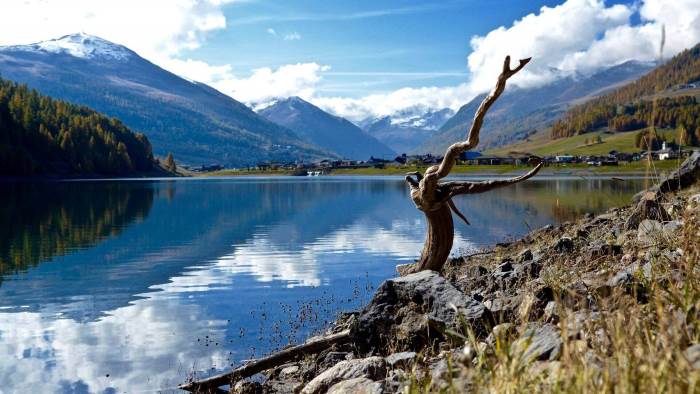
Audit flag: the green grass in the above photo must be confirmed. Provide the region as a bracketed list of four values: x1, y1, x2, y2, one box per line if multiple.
[490, 128, 685, 157]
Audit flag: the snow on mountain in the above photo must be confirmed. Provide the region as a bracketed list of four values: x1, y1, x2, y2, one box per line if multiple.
[360, 108, 453, 154]
[4, 33, 132, 61]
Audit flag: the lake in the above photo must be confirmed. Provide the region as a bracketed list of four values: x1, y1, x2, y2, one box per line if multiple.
[0, 176, 645, 393]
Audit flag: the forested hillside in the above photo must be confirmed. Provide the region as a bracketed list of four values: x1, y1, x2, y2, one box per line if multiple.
[0, 78, 154, 176]
[551, 42, 700, 141]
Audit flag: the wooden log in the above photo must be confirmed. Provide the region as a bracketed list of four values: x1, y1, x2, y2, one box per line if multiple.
[179, 329, 351, 392]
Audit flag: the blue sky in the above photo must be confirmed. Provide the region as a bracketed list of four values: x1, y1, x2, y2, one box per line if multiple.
[191, 0, 570, 97]
[1, 0, 698, 120]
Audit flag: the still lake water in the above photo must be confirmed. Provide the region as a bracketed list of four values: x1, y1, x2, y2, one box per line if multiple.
[0, 176, 644, 393]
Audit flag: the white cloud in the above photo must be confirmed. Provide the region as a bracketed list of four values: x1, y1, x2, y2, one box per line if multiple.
[0, 0, 235, 63]
[284, 32, 302, 41]
[315, 0, 700, 121]
[1, 0, 699, 122]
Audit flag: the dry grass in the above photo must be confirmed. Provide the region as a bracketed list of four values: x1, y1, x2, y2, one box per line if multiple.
[403, 188, 700, 394]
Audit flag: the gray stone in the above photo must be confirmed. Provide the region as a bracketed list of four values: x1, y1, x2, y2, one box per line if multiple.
[517, 249, 533, 263]
[319, 352, 352, 370]
[554, 237, 574, 253]
[686, 344, 700, 370]
[351, 271, 493, 353]
[279, 365, 299, 378]
[543, 301, 559, 323]
[655, 151, 700, 194]
[326, 377, 384, 394]
[627, 194, 671, 230]
[486, 323, 514, 346]
[385, 352, 416, 368]
[301, 356, 386, 394]
[663, 220, 683, 233]
[637, 219, 664, 245]
[233, 381, 263, 394]
[512, 323, 562, 362]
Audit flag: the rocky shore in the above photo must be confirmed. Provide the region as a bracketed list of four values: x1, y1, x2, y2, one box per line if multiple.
[192, 153, 700, 394]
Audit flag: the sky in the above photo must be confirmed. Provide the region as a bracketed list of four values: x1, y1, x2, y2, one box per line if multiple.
[1, 0, 699, 121]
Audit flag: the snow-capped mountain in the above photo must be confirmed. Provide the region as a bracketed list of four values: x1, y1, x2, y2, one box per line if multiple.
[4, 33, 133, 61]
[360, 108, 454, 154]
[0, 34, 332, 166]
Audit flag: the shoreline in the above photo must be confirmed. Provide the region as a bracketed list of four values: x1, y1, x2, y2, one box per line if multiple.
[184, 153, 700, 393]
[203, 160, 681, 178]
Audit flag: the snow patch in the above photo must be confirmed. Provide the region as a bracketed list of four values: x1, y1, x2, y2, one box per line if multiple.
[4, 33, 131, 61]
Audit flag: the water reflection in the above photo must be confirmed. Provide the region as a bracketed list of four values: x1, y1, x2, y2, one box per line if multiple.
[0, 182, 155, 281]
[0, 176, 644, 393]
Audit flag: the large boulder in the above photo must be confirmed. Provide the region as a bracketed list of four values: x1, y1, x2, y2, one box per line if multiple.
[301, 357, 386, 394]
[351, 271, 493, 353]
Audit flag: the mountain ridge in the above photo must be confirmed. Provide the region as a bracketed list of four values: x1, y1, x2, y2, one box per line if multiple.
[259, 96, 395, 160]
[418, 60, 656, 154]
[0, 33, 332, 166]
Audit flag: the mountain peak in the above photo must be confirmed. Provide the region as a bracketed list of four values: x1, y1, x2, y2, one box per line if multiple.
[3, 33, 132, 61]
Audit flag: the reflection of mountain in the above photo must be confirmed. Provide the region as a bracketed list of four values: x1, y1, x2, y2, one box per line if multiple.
[0, 182, 154, 281]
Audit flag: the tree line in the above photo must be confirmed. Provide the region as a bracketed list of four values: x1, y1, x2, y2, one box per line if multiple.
[551, 96, 700, 146]
[0, 77, 155, 176]
[550, 42, 700, 142]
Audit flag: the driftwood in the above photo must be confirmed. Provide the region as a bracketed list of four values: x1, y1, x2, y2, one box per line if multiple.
[180, 329, 351, 392]
[404, 56, 543, 274]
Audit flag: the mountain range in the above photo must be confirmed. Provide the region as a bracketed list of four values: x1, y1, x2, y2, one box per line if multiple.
[259, 97, 395, 160]
[418, 60, 656, 155]
[0, 33, 332, 166]
[359, 108, 454, 154]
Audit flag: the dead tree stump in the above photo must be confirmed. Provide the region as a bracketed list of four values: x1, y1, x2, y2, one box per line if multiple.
[403, 56, 543, 275]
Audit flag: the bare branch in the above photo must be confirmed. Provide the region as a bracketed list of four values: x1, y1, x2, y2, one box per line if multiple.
[447, 198, 470, 225]
[432, 56, 531, 180]
[180, 330, 351, 392]
[442, 162, 543, 197]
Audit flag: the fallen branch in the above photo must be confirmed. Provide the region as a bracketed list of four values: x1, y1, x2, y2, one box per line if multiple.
[179, 329, 351, 392]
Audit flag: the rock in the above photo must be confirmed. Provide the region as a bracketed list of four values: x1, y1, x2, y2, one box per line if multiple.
[518, 286, 554, 322]
[385, 352, 416, 368]
[486, 323, 514, 346]
[554, 237, 574, 253]
[512, 323, 562, 362]
[486, 295, 521, 323]
[517, 249, 533, 263]
[326, 377, 384, 394]
[686, 344, 700, 370]
[319, 352, 352, 370]
[384, 369, 408, 393]
[607, 271, 633, 288]
[626, 193, 671, 230]
[663, 220, 683, 233]
[301, 357, 386, 394]
[279, 365, 300, 378]
[565, 310, 602, 339]
[543, 301, 559, 323]
[351, 271, 493, 353]
[516, 260, 542, 279]
[587, 240, 622, 257]
[497, 260, 514, 273]
[655, 151, 700, 194]
[637, 219, 664, 245]
[233, 381, 263, 394]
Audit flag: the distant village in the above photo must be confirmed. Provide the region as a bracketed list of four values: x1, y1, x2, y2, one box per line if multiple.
[183, 141, 698, 175]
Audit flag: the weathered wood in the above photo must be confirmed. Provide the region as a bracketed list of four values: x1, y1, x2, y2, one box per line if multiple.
[404, 56, 542, 274]
[179, 329, 351, 392]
